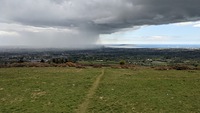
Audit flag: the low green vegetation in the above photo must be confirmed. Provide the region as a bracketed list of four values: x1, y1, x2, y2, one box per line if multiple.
[0, 67, 100, 113]
[88, 69, 200, 113]
[0, 67, 200, 113]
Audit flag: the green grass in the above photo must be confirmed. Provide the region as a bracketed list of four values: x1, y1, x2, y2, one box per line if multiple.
[0, 67, 100, 113]
[88, 69, 200, 113]
[0, 67, 200, 113]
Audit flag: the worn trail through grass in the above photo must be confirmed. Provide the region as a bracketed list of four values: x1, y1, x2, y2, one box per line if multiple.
[76, 69, 105, 113]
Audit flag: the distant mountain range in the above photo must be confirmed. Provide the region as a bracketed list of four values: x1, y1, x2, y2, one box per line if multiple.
[1, 44, 200, 52]
[104, 44, 200, 49]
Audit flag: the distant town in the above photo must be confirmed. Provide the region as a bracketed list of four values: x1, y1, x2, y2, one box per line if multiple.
[0, 47, 200, 69]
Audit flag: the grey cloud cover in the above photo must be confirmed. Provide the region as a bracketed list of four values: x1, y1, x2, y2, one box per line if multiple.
[0, 0, 200, 48]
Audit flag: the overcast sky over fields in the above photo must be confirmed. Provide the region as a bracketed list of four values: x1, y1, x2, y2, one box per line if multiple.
[0, 0, 200, 48]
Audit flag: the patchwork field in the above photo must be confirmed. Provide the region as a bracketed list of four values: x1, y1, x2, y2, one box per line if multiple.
[0, 67, 200, 113]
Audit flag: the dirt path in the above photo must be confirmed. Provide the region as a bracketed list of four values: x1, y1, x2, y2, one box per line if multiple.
[76, 69, 105, 113]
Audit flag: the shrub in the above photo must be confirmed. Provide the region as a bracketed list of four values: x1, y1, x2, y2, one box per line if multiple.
[119, 60, 125, 65]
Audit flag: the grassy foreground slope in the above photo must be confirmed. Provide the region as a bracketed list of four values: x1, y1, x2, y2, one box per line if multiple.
[88, 69, 200, 113]
[0, 67, 100, 113]
[0, 67, 200, 113]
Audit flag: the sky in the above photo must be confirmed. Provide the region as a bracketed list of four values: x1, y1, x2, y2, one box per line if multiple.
[0, 0, 200, 48]
[99, 21, 200, 44]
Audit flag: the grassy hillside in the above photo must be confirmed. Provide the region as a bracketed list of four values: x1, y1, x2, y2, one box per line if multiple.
[0, 67, 100, 113]
[0, 67, 200, 113]
[88, 69, 200, 113]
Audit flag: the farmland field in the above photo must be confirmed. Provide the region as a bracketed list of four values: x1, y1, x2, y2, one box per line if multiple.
[0, 67, 200, 113]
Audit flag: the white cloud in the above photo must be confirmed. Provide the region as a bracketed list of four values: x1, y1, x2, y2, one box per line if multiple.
[174, 22, 194, 26]
[147, 36, 169, 41]
[193, 24, 200, 27]
[0, 31, 19, 36]
[174, 21, 200, 27]
[0, 23, 77, 33]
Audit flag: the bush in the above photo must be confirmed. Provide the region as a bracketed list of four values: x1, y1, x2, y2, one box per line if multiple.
[154, 66, 172, 70]
[66, 62, 77, 67]
[92, 64, 102, 68]
[171, 65, 199, 70]
[119, 60, 125, 65]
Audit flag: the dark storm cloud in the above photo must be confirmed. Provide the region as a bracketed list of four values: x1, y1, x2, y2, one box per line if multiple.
[1, 0, 200, 33]
[0, 0, 200, 48]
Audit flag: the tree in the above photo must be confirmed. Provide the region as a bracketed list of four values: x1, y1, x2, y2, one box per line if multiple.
[40, 59, 45, 63]
[119, 60, 125, 65]
[18, 57, 24, 63]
